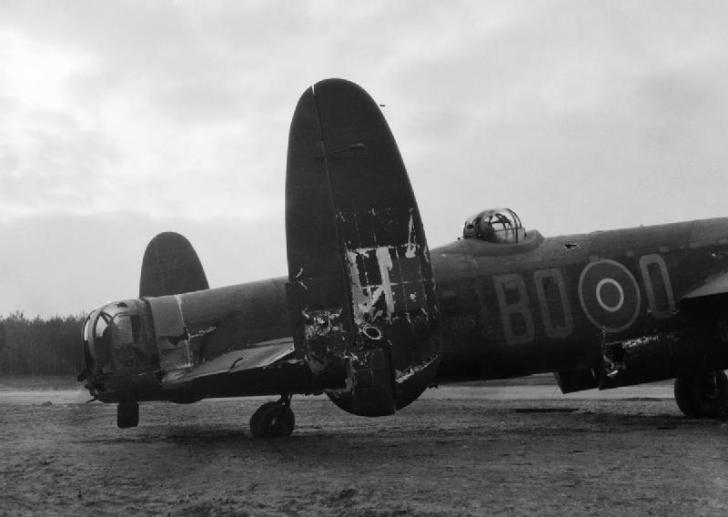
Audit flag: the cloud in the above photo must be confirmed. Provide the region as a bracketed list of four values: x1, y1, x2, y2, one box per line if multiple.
[2, 1, 728, 314]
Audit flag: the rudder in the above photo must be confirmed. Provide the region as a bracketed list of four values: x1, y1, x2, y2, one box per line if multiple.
[286, 78, 440, 416]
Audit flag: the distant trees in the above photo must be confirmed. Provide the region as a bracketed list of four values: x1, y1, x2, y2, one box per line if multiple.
[0, 313, 85, 376]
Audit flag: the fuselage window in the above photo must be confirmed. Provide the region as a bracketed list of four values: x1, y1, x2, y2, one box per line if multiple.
[94, 312, 111, 340]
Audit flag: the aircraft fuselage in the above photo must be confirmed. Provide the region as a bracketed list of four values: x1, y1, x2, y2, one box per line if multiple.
[432, 218, 728, 389]
[82, 217, 728, 405]
[135, 217, 728, 395]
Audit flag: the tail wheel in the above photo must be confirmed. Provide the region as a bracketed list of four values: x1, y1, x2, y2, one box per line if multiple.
[249, 401, 295, 438]
[674, 371, 728, 419]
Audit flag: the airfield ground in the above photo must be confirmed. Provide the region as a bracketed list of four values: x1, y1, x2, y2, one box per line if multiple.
[1, 378, 727, 516]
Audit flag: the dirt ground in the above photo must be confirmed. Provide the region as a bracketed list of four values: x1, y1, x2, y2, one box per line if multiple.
[1, 383, 727, 516]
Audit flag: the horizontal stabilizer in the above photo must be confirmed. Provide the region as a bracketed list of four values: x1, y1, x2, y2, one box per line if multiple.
[162, 338, 295, 386]
[140, 232, 209, 298]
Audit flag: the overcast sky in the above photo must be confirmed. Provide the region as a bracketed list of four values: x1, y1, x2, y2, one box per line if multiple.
[2, 1, 728, 317]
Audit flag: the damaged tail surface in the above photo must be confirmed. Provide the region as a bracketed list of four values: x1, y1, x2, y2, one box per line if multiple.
[285, 78, 441, 417]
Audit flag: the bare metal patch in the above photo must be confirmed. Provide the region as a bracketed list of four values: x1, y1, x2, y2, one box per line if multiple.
[395, 355, 439, 384]
[405, 213, 417, 258]
[602, 333, 678, 381]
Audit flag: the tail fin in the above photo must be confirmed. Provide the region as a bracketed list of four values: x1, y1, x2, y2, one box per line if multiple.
[285, 78, 440, 416]
[139, 232, 209, 298]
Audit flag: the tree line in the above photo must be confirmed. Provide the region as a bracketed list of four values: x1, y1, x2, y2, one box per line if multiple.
[0, 312, 85, 376]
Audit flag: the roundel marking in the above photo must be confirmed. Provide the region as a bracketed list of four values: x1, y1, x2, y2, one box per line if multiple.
[578, 259, 640, 332]
[596, 278, 624, 312]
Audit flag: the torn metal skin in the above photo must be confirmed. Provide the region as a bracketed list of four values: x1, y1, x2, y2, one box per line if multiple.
[599, 332, 681, 389]
[301, 307, 347, 374]
[395, 354, 440, 384]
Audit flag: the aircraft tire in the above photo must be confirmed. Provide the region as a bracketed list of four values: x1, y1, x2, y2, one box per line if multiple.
[674, 377, 699, 417]
[249, 401, 295, 438]
[117, 400, 139, 428]
[674, 371, 728, 419]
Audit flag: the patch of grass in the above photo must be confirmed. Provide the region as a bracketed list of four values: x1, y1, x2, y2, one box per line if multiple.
[0, 375, 79, 390]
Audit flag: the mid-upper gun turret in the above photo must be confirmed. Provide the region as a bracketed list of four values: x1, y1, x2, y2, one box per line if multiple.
[463, 208, 525, 243]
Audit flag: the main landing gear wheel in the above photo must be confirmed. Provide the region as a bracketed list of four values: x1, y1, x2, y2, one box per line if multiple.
[249, 396, 295, 438]
[117, 400, 139, 428]
[674, 371, 728, 419]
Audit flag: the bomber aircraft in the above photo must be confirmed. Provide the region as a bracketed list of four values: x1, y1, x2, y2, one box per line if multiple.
[78, 79, 728, 438]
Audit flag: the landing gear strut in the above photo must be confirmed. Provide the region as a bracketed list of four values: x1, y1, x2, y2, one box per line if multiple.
[117, 400, 139, 428]
[674, 371, 728, 419]
[249, 395, 295, 438]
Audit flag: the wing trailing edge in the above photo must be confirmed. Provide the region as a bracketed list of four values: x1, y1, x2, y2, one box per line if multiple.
[681, 272, 728, 302]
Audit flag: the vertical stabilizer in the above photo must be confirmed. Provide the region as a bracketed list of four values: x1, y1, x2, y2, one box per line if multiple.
[139, 232, 209, 298]
[285, 78, 440, 416]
